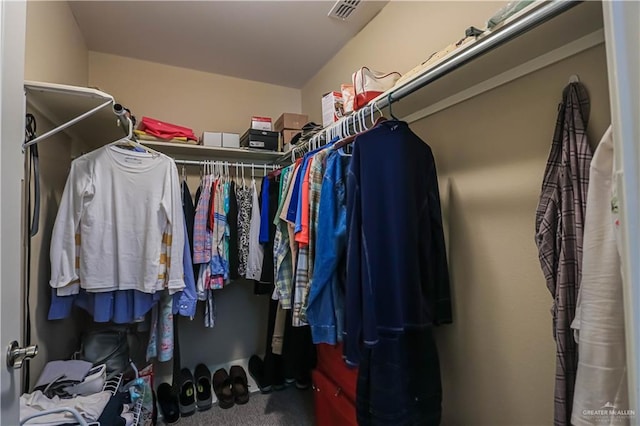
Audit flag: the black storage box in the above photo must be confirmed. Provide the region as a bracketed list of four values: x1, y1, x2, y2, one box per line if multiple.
[240, 129, 279, 151]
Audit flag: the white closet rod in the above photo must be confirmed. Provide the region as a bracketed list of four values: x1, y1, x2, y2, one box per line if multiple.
[173, 159, 277, 170]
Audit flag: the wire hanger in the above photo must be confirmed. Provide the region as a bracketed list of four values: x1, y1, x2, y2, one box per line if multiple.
[360, 108, 368, 131]
[387, 93, 399, 120]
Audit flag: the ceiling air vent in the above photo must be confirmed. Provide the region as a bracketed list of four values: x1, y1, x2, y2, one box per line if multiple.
[328, 0, 361, 21]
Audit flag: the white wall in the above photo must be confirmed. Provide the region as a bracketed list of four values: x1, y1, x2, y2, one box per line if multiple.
[89, 52, 302, 137]
[25, 1, 88, 85]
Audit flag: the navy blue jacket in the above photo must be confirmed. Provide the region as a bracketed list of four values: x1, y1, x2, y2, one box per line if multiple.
[344, 120, 452, 366]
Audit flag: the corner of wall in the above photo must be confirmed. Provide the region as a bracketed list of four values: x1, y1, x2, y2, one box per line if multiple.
[25, 1, 89, 86]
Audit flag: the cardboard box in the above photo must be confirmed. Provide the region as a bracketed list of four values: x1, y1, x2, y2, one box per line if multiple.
[201, 132, 222, 147]
[281, 129, 300, 147]
[222, 133, 240, 148]
[251, 116, 272, 131]
[274, 113, 308, 133]
[322, 92, 343, 128]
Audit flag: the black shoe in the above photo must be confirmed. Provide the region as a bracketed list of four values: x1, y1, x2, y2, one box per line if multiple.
[229, 365, 250, 405]
[177, 368, 196, 416]
[248, 355, 271, 394]
[295, 378, 311, 390]
[194, 364, 212, 411]
[157, 383, 180, 424]
[212, 368, 234, 409]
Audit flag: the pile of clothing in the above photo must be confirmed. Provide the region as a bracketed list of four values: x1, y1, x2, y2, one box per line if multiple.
[20, 360, 143, 425]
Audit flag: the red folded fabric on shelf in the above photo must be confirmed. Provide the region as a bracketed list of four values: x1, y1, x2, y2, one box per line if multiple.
[139, 116, 197, 141]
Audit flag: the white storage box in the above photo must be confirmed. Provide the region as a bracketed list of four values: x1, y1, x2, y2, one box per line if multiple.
[222, 133, 240, 148]
[201, 132, 222, 147]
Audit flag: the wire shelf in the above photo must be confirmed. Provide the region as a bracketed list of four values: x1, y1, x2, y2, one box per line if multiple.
[85, 373, 144, 426]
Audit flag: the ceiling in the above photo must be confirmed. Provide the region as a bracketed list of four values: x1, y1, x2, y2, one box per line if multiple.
[69, 1, 388, 89]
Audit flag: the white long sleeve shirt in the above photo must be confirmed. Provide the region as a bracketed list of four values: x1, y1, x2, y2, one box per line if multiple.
[50, 145, 185, 295]
[571, 127, 629, 425]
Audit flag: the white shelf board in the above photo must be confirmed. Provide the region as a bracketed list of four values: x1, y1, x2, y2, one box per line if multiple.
[24, 80, 125, 150]
[141, 141, 283, 163]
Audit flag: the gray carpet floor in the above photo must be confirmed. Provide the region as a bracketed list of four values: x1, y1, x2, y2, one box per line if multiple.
[169, 387, 315, 426]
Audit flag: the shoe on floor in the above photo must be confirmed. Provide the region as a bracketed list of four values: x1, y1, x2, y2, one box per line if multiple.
[229, 365, 250, 405]
[295, 378, 311, 390]
[212, 368, 234, 409]
[157, 382, 180, 424]
[177, 368, 196, 416]
[194, 364, 213, 411]
[248, 355, 271, 394]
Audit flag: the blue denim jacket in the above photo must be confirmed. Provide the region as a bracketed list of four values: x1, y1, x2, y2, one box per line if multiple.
[307, 150, 348, 345]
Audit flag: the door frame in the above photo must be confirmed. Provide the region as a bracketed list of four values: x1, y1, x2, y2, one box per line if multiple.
[0, 0, 27, 423]
[602, 0, 640, 415]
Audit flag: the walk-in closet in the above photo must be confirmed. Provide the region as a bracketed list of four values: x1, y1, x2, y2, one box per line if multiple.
[1, 1, 639, 425]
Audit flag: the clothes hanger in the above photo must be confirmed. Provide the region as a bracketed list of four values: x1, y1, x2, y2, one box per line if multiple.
[109, 116, 160, 156]
[387, 93, 399, 120]
[569, 74, 580, 83]
[333, 104, 387, 151]
[360, 108, 368, 131]
[235, 163, 239, 185]
[370, 102, 387, 127]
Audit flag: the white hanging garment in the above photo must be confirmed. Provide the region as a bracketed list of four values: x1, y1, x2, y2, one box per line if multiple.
[245, 179, 264, 280]
[571, 126, 630, 426]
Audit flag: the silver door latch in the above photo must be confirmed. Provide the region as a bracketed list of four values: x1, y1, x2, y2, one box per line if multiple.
[6, 340, 38, 369]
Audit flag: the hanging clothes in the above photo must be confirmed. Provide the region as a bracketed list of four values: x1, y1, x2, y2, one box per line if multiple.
[183, 181, 198, 279]
[273, 167, 296, 308]
[256, 174, 279, 295]
[345, 120, 452, 425]
[535, 82, 592, 426]
[47, 146, 194, 326]
[292, 163, 314, 327]
[307, 150, 349, 345]
[182, 181, 195, 258]
[193, 175, 213, 265]
[299, 148, 331, 325]
[228, 181, 240, 280]
[146, 290, 174, 362]
[174, 196, 197, 318]
[50, 146, 185, 296]
[210, 179, 228, 284]
[571, 127, 630, 426]
[246, 178, 264, 281]
[236, 183, 253, 278]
